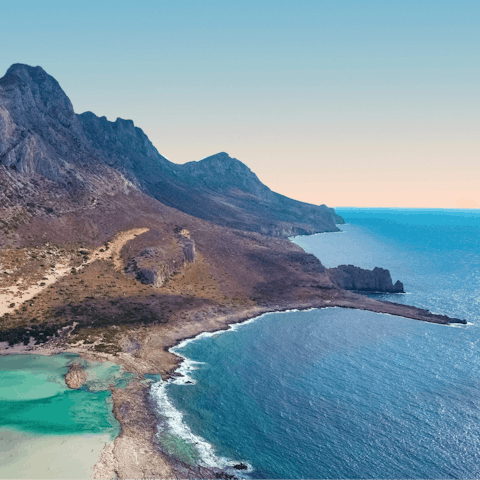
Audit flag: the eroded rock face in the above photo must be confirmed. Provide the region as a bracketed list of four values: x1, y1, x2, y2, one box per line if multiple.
[0, 64, 86, 179]
[65, 362, 88, 389]
[328, 264, 404, 293]
[125, 233, 197, 287]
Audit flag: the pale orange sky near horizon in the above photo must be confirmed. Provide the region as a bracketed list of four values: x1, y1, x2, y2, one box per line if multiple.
[4, 1, 478, 210]
[144, 130, 480, 209]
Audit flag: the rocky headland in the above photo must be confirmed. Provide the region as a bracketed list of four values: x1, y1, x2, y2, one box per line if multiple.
[0, 63, 466, 479]
[328, 264, 405, 293]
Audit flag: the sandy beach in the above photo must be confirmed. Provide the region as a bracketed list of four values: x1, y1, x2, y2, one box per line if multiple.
[0, 429, 112, 479]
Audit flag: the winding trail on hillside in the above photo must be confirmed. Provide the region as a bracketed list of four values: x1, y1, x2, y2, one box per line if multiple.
[0, 228, 149, 318]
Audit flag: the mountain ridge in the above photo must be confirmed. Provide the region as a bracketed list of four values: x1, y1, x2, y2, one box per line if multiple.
[0, 63, 343, 238]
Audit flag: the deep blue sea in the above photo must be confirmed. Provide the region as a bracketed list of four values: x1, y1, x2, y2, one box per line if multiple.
[152, 209, 480, 479]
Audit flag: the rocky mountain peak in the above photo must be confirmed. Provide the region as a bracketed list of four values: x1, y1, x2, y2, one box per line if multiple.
[2, 64, 78, 126]
[77, 111, 171, 172]
[180, 151, 270, 198]
[0, 63, 87, 179]
[0, 62, 343, 238]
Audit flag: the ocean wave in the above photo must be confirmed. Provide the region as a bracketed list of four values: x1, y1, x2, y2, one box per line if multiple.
[150, 380, 253, 474]
[447, 321, 476, 328]
[149, 307, 325, 473]
[149, 313, 272, 473]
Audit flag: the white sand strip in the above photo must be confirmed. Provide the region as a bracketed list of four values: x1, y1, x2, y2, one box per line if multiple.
[0, 264, 71, 316]
[0, 429, 112, 479]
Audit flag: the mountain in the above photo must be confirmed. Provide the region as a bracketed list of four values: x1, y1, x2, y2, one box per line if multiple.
[0, 63, 343, 239]
[0, 63, 463, 480]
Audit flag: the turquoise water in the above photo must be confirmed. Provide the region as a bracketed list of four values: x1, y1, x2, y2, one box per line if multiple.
[0, 354, 129, 437]
[154, 209, 480, 478]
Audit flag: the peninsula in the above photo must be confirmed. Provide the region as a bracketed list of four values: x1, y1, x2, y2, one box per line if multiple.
[0, 64, 465, 479]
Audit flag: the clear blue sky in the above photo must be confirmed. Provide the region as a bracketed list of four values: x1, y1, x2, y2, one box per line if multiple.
[2, 0, 479, 207]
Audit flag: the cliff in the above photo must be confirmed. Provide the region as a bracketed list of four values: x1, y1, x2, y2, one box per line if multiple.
[328, 264, 405, 293]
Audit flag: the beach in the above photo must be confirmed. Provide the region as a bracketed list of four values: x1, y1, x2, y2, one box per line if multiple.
[0, 429, 112, 480]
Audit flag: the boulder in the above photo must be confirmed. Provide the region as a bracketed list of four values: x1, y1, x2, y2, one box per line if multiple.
[65, 362, 88, 389]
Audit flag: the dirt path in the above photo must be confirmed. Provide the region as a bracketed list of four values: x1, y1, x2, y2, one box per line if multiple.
[95, 228, 149, 270]
[0, 228, 149, 317]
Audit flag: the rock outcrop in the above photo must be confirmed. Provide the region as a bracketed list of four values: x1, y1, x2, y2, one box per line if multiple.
[125, 230, 196, 287]
[328, 265, 404, 293]
[65, 362, 88, 389]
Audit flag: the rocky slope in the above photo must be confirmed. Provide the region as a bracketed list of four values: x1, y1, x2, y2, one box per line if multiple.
[125, 228, 196, 287]
[1, 63, 343, 240]
[77, 115, 344, 236]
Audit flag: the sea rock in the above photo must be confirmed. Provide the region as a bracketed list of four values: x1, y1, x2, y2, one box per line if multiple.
[65, 362, 88, 389]
[328, 264, 404, 293]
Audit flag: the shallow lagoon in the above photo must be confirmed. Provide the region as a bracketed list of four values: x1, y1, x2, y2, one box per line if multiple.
[0, 353, 130, 478]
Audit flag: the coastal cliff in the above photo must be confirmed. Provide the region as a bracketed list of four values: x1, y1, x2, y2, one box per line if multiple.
[328, 265, 404, 293]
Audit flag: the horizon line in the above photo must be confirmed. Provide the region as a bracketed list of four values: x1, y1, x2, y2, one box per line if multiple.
[333, 206, 480, 210]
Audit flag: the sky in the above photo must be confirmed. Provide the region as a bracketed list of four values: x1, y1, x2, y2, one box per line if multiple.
[1, 0, 479, 208]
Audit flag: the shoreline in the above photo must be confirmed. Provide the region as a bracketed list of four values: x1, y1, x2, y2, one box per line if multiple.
[92, 296, 466, 479]
[158, 294, 466, 380]
[0, 225, 468, 478]
[148, 302, 469, 476]
[1, 296, 467, 478]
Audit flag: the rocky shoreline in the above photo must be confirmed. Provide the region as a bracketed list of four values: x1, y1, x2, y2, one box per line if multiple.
[21, 293, 463, 479]
[0, 226, 466, 479]
[116, 299, 464, 477]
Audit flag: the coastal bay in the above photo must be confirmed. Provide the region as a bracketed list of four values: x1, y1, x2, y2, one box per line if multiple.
[0, 215, 469, 478]
[156, 209, 479, 478]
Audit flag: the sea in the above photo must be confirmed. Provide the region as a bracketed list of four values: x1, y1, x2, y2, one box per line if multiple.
[152, 208, 480, 479]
